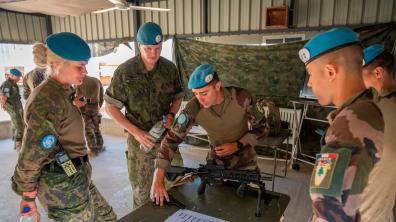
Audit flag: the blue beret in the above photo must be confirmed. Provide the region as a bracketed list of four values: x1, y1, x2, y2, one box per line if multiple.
[363, 44, 385, 67]
[188, 64, 218, 89]
[46, 32, 91, 61]
[136, 22, 163, 45]
[299, 28, 360, 64]
[8, 68, 22, 77]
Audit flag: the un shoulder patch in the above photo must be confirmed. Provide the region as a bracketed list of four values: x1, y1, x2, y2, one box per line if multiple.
[40, 134, 57, 150]
[173, 113, 189, 133]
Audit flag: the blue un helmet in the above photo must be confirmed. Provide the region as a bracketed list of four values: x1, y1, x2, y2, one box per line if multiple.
[299, 27, 360, 65]
[136, 22, 163, 45]
[46, 32, 91, 61]
[188, 64, 218, 89]
[8, 68, 22, 77]
[363, 44, 386, 67]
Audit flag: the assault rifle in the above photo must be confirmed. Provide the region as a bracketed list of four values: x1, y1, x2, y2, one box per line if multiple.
[166, 160, 272, 217]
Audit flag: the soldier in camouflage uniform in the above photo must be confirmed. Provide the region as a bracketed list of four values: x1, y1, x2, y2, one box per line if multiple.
[23, 67, 46, 100]
[360, 44, 396, 222]
[298, 28, 384, 221]
[0, 68, 24, 151]
[151, 64, 270, 205]
[76, 75, 105, 156]
[104, 22, 184, 208]
[11, 33, 116, 221]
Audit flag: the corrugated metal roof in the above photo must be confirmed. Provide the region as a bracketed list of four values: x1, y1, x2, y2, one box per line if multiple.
[0, 10, 47, 43]
[1, 0, 396, 43]
[51, 10, 135, 42]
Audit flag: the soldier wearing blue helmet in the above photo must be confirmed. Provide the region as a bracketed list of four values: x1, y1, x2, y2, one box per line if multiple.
[299, 28, 384, 222]
[104, 22, 184, 208]
[150, 64, 270, 206]
[11, 33, 116, 221]
[0, 68, 24, 151]
[360, 44, 396, 222]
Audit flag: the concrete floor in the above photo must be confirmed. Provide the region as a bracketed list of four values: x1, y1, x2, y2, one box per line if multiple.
[0, 135, 313, 222]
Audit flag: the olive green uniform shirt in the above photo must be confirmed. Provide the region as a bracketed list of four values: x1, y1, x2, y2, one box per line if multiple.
[23, 67, 46, 100]
[156, 87, 268, 170]
[76, 75, 104, 111]
[12, 77, 86, 193]
[0, 78, 21, 107]
[104, 55, 184, 133]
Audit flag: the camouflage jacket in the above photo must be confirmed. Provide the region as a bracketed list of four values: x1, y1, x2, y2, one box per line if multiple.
[360, 86, 396, 222]
[155, 86, 268, 170]
[310, 89, 384, 222]
[0, 78, 21, 107]
[76, 75, 104, 112]
[12, 77, 86, 194]
[104, 55, 184, 131]
[23, 67, 46, 100]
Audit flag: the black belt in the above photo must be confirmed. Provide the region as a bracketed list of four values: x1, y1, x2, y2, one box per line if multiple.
[44, 155, 89, 173]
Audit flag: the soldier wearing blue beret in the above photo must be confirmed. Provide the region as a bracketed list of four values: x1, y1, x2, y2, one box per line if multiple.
[151, 64, 271, 206]
[299, 28, 384, 222]
[0, 68, 24, 151]
[11, 32, 116, 221]
[360, 44, 396, 221]
[104, 22, 184, 208]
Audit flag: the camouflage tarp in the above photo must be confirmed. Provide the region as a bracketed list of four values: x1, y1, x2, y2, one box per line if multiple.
[174, 22, 396, 106]
[174, 38, 306, 106]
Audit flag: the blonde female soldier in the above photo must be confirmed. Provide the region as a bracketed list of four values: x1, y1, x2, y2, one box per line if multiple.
[11, 32, 116, 221]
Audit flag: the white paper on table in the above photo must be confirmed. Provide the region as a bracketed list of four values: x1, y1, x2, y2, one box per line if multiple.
[164, 209, 227, 222]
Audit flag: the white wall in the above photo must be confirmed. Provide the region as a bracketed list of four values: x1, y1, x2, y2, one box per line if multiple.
[0, 39, 174, 121]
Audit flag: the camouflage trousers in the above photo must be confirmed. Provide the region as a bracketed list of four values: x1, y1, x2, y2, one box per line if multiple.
[209, 143, 258, 171]
[38, 161, 117, 221]
[126, 135, 183, 208]
[82, 110, 104, 153]
[4, 103, 24, 142]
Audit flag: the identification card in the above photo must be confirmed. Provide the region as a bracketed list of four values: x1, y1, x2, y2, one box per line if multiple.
[55, 151, 77, 177]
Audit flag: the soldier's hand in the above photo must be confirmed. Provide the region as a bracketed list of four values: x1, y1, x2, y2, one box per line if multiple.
[72, 95, 86, 108]
[0, 95, 7, 106]
[20, 199, 40, 222]
[215, 142, 238, 157]
[151, 168, 170, 206]
[133, 128, 155, 149]
[164, 114, 174, 129]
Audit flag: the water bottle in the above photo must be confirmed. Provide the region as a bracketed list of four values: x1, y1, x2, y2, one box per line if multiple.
[19, 206, 35, 222]
[140, 115, 167, 153]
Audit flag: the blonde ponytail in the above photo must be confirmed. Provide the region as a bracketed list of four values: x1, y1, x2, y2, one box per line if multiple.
[32, 42, 66, 77]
